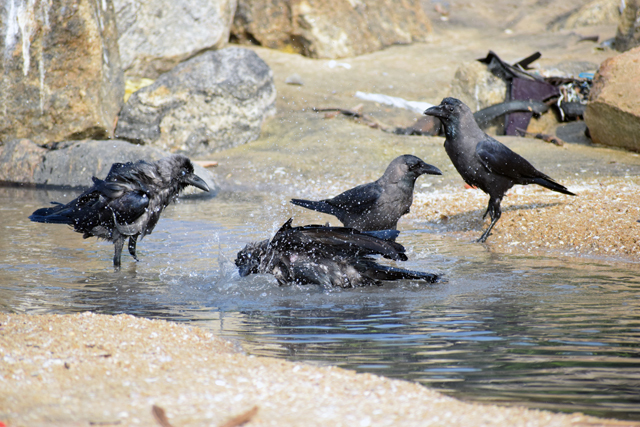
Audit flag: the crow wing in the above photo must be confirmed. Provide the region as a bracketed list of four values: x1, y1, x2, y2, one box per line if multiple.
[324, 182, 383, 215]
[29, 162, 151, 236]
[270, 220, 407, 261]
[476, 137, 549, 181]
[354, 259, 439, 283]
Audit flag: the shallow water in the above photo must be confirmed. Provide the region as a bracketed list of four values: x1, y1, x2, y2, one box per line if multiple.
[1, 186, 639, 420]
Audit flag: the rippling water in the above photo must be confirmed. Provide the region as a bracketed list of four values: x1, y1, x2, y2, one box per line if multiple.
[1, 186, 639, 420]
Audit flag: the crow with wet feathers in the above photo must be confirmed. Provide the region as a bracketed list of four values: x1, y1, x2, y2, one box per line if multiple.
[424, 97, 575, 242]
[29, 154, 210, 267]
[290, 155, 442, 231]
[235, 219, 439, 287]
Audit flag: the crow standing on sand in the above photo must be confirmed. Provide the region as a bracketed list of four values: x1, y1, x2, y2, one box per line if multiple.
[290, 155, 442, 231]
[424, 97, 575, 243]
[235, 219, 439, 287]
[29, 154, 210, 267]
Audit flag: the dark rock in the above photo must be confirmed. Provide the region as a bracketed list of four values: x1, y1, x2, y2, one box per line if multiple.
[0, 139, 218, 191]
[0, 140, 46, 184]
[115, 48, 276, 156]
[585, 46, 640, 152]
[555, 121, 592, 145]
[114, 0, 237, 78]
[232, 0, 292, 50]
[231, 0, 432, 58]
[614, 0, 640, 51]
[0, 0, 124, 146]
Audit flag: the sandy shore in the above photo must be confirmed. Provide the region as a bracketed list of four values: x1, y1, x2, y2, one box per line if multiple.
[2, 312, 639, 427]
[411, 177, 640, 262]
[3, 1, 640, 425]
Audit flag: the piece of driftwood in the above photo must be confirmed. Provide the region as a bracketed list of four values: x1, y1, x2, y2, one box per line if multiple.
[312, 106, 441, 136]
[314, 100, 552, 137]
[312, 106, 394, 132]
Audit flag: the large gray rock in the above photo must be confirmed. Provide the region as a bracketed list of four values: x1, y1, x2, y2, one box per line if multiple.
[0, 0, 124, 146]
[448, 61, 507, 112]
[114, 0, 237, 78]
[231, 0, 432, 59]
[0, 139, 218, 191]
[0, 139, 47, 185]
[614, 0, 640, 51]
[115, 48, 276, 156]
[585, 46, 640, 152]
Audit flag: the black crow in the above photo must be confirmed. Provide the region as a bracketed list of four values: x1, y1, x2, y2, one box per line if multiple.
[29, 154, 210, 267]
[424, 97, 575, 243]
[290, 155, 442, 231]
[235, 219, 439, 288]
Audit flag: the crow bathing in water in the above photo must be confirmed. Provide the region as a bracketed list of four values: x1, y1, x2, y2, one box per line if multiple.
[291, 155, 442, 231]
[235, 219, 439, 288]
[29, 154, 210, 267]
[424, 97, 575, 242]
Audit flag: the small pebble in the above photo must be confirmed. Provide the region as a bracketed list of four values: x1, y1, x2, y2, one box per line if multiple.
[285, 74, 304, 85]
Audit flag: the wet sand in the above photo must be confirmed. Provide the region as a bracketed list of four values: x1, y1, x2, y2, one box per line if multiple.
[411, 176, 640, 262]
[2, 312, 638, 427]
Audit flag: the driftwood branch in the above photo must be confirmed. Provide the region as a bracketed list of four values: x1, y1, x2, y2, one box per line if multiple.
[312, 106, 441, 136]
[312, 106, 395, 132]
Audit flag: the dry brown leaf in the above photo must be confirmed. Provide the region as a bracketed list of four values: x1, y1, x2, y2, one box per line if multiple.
[219, 406, 259, 427]
[152, 405, 175, 427]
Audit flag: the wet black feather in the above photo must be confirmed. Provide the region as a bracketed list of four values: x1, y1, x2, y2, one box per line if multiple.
[29, 154, 209, 267]
[235, 219, 439, 288]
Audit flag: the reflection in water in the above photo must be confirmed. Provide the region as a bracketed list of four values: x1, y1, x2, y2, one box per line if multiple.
[1, 186, 640, 420]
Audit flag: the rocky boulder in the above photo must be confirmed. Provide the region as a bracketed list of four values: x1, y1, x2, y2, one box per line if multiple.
[0, 139, 218, 191]
[554, 0, 620, 30]
[0, 0, 124, 146]
[115, 48, 276, 156]
[614, 0, 640, 51]
[231, 0, 432, 58]
[584, 46, 640, 152]
[448, 61, 507, 112]
[114, 0, 237, 78]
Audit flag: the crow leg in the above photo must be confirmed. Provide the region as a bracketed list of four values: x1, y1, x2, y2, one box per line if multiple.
[113, 237, 125, 268]
[477, 196, 502, 243]
[482, 206, 490, 219]
[128, 235, 139, 261]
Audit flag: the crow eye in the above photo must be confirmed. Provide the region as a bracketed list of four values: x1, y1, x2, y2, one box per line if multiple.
[181, 170, 186, 176]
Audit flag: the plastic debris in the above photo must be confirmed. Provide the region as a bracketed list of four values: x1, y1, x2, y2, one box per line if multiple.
[326, 60, 351, 69]
[355, 91, 433, 115]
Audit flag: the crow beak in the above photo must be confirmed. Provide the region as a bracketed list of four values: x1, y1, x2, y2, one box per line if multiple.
[419, 163, 442, 176]
[423, 105, 446, 119]
[185, 174, 210, 192]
